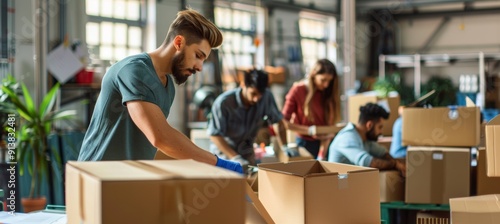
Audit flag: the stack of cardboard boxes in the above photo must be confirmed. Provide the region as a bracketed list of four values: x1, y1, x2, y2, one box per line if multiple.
[402, 104, 480, 205]
[448, 115, 500, 224]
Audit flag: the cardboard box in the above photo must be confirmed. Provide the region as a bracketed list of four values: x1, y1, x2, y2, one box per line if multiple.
[348, 92, 400, 136]
[235, 66, 286, 84]
[402, 106, 480, 147]
[479, 122, 486, 147]
[406, 146, 470, 204]
[379, 171, 404, 202]
[66, 160, 245, 224]
[271, 137, 314, 162]
[486, 115, 500, 177]
[450, 194, 500, 224]
[313, 123, 346, 135]
[477, 148, 500, 195]
[258, 160, 380, 224]
[245, 182, 275, 224]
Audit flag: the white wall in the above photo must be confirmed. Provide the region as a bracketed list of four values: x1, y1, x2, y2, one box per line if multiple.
[397, 13, 500, 89]
[154, 0, 185, 133]
[399, 15, 500, 54]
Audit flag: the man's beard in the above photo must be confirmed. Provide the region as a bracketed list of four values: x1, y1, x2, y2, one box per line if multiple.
[171, 51, 190, 85]
[366, 127, 379, 141]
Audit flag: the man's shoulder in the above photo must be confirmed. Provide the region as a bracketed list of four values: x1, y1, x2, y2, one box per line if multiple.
[213, 89, 238, 107]
[333, 123, 360, 143]
[107, 53, 152, 76]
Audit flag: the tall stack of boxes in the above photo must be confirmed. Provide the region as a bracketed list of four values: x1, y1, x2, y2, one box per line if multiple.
[400, 104, 479, 208]
[402, 104, 480, 205]
[448, 115, 500, 224]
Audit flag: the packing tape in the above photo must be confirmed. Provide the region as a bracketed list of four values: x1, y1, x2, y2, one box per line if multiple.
[431, 151, 445, 203]
[124, 161, 187, 223]
[160, 182, 186, 224]
[338, 174, 349, 190]
[79, 173, 85, 222]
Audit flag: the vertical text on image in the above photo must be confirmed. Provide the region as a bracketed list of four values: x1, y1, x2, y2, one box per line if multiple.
[6, 113, 17, 214]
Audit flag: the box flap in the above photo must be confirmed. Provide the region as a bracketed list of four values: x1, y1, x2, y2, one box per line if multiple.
[465, 96, 476, 107]
[139, 160, 243, 179]
[487, 115, 500, 125]
[258, 160, 321, 177]
[67, 161, 176, 181]
[245, 183, 275, 224]
[67, 160, 242, 181]
[318, 161, 378, 174]
[407, 146, 470, 153]
[450, 195, 500, 213]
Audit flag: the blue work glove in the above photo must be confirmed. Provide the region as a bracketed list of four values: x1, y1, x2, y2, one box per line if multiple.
[215, 155, 244, 174]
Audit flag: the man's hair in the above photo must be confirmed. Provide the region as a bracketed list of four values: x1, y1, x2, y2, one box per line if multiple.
[244, 69, 268, 93]
[163, 8, 223, 48]
[358, 103, 390, 124]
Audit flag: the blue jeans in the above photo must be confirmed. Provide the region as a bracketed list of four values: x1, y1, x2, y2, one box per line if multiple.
[296, 136, 321, 159]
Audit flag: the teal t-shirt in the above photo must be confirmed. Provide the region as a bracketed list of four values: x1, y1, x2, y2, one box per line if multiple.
[78, 53, 175, 161]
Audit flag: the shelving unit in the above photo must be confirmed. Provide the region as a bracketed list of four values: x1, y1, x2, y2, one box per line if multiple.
[379, 52, 500, 109]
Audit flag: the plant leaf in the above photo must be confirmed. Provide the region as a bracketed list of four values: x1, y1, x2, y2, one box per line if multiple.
[46, 110, 77, 122]
[1, 86, 32, 121]
[21, 84, 37, 117]
[39, 83, 60, 117]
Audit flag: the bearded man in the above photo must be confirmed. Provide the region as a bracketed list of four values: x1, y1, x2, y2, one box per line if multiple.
[328, 102, 406, 176]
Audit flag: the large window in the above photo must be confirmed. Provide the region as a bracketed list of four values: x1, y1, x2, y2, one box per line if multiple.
[215, 3, 265, 73]
[85, 0, 145, 62]
[299, 12, 337, 72]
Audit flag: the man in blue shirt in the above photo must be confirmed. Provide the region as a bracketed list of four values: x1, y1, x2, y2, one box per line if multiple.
[390, 116, 407, 158]
[207, 69, 286, 166]
[328, 103, 405, 176]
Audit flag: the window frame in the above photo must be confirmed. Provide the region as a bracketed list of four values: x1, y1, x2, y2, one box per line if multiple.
[85, 0, 147, 62]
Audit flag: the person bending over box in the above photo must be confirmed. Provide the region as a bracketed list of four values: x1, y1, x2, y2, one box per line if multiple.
[328, 103, 405, 176]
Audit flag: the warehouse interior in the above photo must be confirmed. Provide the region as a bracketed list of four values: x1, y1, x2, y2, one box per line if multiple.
[1, 0, 500, 223]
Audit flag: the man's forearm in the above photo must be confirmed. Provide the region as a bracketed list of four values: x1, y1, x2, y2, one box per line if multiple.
[369, 157, 396, 170]
[283, 121, 309, 135]
[210, 136, 238, 158]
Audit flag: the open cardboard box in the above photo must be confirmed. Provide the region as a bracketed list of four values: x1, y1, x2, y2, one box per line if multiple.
[258, 160, 380, 224]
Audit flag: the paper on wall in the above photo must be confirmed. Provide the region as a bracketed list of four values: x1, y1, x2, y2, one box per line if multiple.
[47, 44, 84, 84]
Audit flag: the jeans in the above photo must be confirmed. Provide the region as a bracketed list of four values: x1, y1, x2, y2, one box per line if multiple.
[296, 136, 321, 159]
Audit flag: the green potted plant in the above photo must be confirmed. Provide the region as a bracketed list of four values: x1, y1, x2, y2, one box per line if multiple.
[0, 75, 75, 212]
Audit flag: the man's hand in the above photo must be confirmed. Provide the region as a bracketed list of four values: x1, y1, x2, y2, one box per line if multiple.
[395, 160, 406, 177]
[215, 156, 244, 174]
[230, 155, 250, 166]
